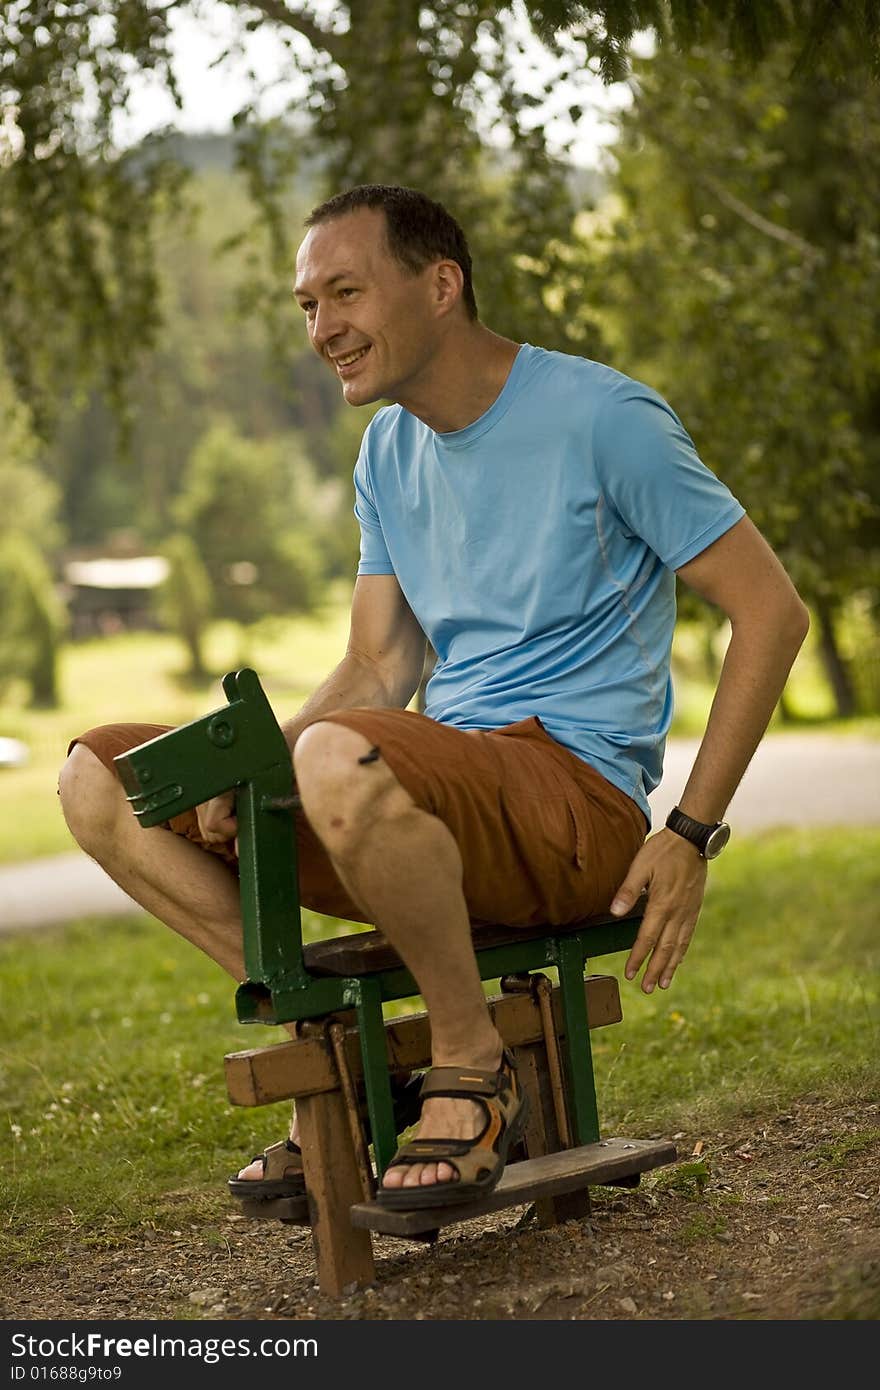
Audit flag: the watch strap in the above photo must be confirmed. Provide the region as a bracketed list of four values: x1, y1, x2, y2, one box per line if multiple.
[665, 806, 723, 855]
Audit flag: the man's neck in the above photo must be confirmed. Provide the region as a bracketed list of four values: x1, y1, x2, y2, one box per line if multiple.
[395, 325, 521, 434]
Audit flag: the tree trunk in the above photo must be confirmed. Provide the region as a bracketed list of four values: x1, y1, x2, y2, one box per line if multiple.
[815, 597, 857, 719]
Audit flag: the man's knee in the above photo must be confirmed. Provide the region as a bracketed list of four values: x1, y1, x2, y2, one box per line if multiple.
[294, 720, 406, 842]
[58, 743, 122, 847]
[295, 720, 381, 795]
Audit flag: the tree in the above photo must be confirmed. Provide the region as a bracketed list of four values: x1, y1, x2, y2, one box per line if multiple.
[0, 374, 62, 549]
[595, 35, 880, 713]
[156, 532, 214, 680]
[41, 158, 322, 550]
[172, 420, 323, 628]
[0, 533, 64, 707]
[4, 2, 877, 430]
[0, 373, 65, 707]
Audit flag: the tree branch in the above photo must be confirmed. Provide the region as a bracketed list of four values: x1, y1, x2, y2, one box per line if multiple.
[699, 170, 823, 262]
[223, 1, 345, 62]
[645, 115, 824, 262]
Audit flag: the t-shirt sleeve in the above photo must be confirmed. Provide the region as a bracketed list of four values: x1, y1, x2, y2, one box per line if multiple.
[593, 387, 746, 570]
[353, 429, 395, 577]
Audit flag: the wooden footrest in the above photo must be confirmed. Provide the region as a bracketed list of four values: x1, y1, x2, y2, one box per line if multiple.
[230, 1136, 675, 1230]
[349, 1136, 677, 1237]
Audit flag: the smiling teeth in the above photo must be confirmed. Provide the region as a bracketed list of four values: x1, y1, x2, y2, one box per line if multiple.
[336, 347, 369, 367]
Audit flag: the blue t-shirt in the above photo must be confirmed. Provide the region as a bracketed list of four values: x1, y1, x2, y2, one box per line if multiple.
[353, 344, 745, 823]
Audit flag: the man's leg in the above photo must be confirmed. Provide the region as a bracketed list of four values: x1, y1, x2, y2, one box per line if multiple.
[60, 728, 509, 1193]
[292, 719, 505, 1192]
[59, 744, 308, 1180]
[58, 744, 247, 977]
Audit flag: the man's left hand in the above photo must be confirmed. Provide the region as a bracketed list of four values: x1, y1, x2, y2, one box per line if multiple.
[610, 829, 708, 993]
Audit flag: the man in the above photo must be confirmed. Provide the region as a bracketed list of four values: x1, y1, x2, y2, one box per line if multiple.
[59, 184, 809, 1210]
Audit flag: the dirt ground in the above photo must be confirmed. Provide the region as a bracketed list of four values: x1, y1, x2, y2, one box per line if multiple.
[4, 1093, 878, 1323]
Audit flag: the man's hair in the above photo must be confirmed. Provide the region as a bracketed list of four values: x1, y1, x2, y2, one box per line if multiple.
[304, 184, 478, 320]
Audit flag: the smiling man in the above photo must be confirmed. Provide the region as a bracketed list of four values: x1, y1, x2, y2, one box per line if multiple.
[59, 184, 809, 1210]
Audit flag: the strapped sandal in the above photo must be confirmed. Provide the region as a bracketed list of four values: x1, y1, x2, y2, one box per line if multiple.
[227, 1070, 425, 1200]
[376, 1047, 529, 1211]
[227, 1137, 305, 1200]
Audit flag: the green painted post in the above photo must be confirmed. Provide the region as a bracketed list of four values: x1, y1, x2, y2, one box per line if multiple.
[555, 934, 601, 1145]
[115, 668, 308, 1002]
[352, 979, 399, 1178]
[235, 770, 307, 993]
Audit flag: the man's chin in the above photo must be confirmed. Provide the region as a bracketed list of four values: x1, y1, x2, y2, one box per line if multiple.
[341, 378, 382, 407]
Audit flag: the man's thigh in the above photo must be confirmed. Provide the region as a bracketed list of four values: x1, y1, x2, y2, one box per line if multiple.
[315, 708, 645, 926]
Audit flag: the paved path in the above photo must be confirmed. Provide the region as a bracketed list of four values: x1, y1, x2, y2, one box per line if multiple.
[1, 734, 878, 934]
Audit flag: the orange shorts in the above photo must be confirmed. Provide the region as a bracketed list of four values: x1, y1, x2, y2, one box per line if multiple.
[70, 709, 646, 928]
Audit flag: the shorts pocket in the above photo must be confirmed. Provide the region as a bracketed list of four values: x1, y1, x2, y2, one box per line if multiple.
[497, 786, 588, 924]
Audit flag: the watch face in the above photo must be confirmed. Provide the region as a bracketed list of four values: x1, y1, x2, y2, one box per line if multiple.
[704, 823, 731, 859]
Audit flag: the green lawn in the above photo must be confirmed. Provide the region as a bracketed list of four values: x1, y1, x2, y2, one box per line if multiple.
[1, 590, 876, 864]
[1, 827, 877, 1265]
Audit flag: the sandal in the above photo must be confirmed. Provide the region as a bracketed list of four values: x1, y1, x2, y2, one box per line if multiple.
[227, 1070, 425, 1200]
[227, 1136, 305, 1200]
[376, 1047, 529, 1211]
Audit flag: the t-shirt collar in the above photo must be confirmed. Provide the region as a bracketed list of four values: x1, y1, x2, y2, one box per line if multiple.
[426, 342, 534, 451]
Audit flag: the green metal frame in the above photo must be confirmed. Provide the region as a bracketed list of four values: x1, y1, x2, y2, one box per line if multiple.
[114, 669, 642, 1175]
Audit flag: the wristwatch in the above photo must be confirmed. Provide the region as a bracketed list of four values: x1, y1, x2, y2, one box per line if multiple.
[665, 806, 731, 860]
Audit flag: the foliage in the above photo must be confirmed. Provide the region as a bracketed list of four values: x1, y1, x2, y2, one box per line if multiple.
[0, 533, 64, 707]
[34, 165, 327, 551]
[156, 533, 214, 678]
[6, 2, 875, 429]
[523, 1, 880, 79]
[0, 3, 186, 436]
[38, 165, 314, 549]
[0, 374, 62, 551]
[171, 421, 323, 625]
[592, 36, 880, 707]
[0, 377, 65, 709]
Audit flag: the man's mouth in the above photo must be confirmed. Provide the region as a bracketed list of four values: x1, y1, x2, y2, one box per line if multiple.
[333, 345, 370, 374]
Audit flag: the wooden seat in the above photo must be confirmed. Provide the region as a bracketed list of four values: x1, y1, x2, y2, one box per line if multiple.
[302, 906, 638, 977]
[114, 668, 676, 1295]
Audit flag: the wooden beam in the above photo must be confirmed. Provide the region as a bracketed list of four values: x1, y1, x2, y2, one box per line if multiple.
[225, 974, 621, 1107]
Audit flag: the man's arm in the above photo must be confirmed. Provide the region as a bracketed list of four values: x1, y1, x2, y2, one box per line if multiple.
[197, 575, 426, 844]
[279, 573, 427, 751]
[610, 516, 810, 992]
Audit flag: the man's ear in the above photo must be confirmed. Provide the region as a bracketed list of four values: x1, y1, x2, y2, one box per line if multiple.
[432, 259, 465, 317]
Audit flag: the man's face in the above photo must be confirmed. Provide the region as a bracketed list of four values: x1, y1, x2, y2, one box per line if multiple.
[294, 207, 443, 407]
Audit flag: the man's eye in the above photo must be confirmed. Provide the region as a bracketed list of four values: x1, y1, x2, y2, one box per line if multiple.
[301, 301, 316, 315]
[339, 287, 356, 298]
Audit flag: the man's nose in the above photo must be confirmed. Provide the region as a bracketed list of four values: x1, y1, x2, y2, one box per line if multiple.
[311, 300, 345, 353]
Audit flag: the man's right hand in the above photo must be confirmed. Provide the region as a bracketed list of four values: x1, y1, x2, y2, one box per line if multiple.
[196, 791, 238, 848]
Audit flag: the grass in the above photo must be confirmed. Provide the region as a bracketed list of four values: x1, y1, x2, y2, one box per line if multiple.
[591, 827, 879, 1134]
[1, 827, 877, 1266]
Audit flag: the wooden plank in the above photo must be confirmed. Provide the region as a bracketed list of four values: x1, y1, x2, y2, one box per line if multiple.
[296, 1090, 376, 1294]
[350, 1137, 677, 1236]
[515, 1039, 591, 1227]
[225, 974, 622, 1107]
[305, 907, 644, 977]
